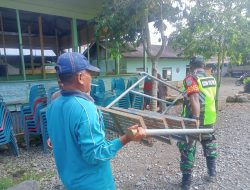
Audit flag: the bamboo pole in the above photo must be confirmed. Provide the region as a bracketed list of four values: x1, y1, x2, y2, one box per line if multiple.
[38, 15, 46, 79]
[16, 10, 26, 80]
[28, 25, 34, 74]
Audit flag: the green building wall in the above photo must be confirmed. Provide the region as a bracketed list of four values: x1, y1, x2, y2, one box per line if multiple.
[124, 57, 188, 81]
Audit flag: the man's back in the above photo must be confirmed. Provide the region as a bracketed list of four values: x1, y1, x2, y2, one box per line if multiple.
[47, 95, 116, 190]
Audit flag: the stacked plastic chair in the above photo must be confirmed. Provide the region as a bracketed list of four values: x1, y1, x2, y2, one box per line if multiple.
[40, 86, 60, 153]
[0, 97, 19, 156]
[47, 86, 60, 104]
[91, 79, 116, 106]
[20, 84, 46, 130]
[90, 79, 97, 99]
[112, 78, 130, 109]
[20, 84, 47, 149]
[94, 79, 106, 105]
[127, 77, 144, 110]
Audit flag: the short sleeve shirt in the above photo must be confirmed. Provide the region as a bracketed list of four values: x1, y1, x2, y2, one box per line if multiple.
[184, 75, 199, 96]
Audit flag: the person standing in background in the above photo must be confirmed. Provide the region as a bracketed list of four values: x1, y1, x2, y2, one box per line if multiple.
[157, 73, 168, 112]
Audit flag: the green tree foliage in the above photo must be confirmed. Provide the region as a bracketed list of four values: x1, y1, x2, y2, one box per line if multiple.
[170, 0, 249, 110]
[94, 0, 183, 53]
[94, 0, 186, 111]
[228, 20, 250, 65]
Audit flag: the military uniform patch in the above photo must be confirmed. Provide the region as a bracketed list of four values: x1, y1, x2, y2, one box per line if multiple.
[185, 76, 199, 95]
[186, 78, 193, 86]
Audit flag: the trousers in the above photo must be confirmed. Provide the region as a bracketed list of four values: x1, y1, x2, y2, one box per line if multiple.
[177, 133, 217, 174]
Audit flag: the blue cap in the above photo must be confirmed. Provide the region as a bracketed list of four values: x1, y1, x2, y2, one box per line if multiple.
[55, 52, 100, 74]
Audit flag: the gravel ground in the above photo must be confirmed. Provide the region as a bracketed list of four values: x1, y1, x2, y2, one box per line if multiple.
[0, 77, 250, 190]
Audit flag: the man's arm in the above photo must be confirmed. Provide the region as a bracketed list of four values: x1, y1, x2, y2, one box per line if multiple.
[77, 113, 146, 165]
[184, 75, 200, 119]
[189, 92, 200, 119]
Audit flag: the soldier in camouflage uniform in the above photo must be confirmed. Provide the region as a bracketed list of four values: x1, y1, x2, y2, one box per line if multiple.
[178, 56, 218, 190]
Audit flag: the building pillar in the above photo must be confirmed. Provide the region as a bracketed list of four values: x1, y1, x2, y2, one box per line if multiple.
[71, 18, 78, 52]
[16, 9, 26, 80]
[115, 43, 120, 75]
[96, 40, 100, 68]
[143, 43, 147, 72]
[38, 15, 46, 79]
[55, 29, 59, 56]
[0, 12, 7, 64]
[28, 25, 34, 74]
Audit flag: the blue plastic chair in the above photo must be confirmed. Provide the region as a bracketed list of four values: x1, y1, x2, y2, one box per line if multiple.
[24, 95, 47, 149]
[38, 85, 60, 153]
[110, 78, 130, 108]
[92, 79, 116, 106]
[126, 77, 144, 110]
[0, 101, 19, 156]
[39, 107, 49, 153]
[20, 84, 46, 131]
[47, 86, 60, 104]
[115, 90, 130, 109]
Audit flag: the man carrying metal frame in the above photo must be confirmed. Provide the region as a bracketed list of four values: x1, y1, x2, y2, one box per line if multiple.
[46, 52, 146, 190]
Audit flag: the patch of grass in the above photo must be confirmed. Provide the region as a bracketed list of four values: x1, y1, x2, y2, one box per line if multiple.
[244, 80, 250, 93]
[0, 178, 13, 190]
[0, 169, 55, 190]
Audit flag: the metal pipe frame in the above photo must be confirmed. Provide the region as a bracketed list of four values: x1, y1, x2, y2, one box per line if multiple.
[130, 90, 172, 105]
[162, 92, 184, 114]
[144, 128, 214, 136]
[106, 75, 147, 109]
[140, 72, 183, 93]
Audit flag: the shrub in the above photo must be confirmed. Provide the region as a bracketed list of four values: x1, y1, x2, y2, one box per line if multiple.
[244, 78, 250, 93]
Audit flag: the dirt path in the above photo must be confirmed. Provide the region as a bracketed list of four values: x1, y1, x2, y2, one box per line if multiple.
[218, 77, 243, 106]
[112, 77, 250, 190]
[0, 77, 249, 190]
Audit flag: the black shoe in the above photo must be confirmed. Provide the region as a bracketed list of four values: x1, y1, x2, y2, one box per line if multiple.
[207, 175, 217, 183]
[206, 157, 217, 182]
[181, 174, 192, 190]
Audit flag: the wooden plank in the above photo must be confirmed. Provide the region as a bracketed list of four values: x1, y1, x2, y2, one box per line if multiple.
[102, 107, 202, 144]
[98, 106, 153, 146]
[112, 107, 171, 144]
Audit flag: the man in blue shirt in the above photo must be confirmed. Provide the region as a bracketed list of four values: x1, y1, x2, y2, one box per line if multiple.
[47, 52, 146, 190]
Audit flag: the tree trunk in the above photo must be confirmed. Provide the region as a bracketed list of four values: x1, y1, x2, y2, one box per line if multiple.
[215, 50, 222, 111]
[151, 58, 158, 111]
[142, 5, 167, 112]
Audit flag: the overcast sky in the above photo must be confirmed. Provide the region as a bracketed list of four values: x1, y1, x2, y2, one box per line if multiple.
[149, 21, 175, 45]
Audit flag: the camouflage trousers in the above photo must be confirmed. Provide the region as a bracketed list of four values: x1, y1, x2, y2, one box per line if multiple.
[177, 134, 217, 174]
